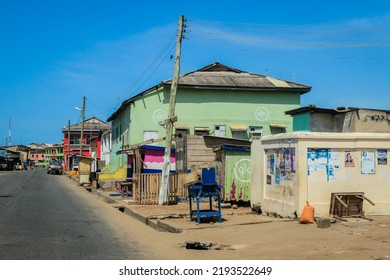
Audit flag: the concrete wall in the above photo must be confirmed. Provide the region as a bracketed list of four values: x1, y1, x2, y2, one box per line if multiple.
[310, 112, 334, 132]
[347, 109, 390, 133]
[251, 132, 390, 218]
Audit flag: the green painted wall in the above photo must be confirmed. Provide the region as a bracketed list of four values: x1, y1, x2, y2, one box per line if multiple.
[109, 106, 131, 173]
[129, 87, 301, 145]
[216, 149, 252, 202]
[108, 86, 302, 174]
[292, 112, 311, 131]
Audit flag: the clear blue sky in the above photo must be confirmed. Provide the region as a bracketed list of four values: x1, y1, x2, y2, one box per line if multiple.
[1, 0, 390, 145]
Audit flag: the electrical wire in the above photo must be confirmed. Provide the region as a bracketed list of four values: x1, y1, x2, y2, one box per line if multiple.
[84, 32, 177, 120]
[117, 32, 177, 100]
[188, 19, 390, 49]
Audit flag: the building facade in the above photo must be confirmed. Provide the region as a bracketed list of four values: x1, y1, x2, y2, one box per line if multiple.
[251, 132, 390, 218]
[62, 117, 111, 171]
[285, 106, 390, 133]
[104, 62, 311, 179]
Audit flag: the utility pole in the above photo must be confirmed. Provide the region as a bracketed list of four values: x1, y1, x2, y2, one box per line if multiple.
[159, 15, 185, 205]
[67, 120, 71, 172]
[79, 96, 86, 157]
[8, 118, 11, 146]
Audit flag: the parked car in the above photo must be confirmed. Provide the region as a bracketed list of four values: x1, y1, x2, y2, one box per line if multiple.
[47, 161, 63, 175]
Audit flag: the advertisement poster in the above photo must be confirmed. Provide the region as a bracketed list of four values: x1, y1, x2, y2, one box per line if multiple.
[270, 154, 274, 175]
[344, 151, 355, 167]
[275, 152, 281, 184]
[328, 150, 340, 181]
[308, 148, 329, 173]
[361, 151, 376, 174]
[377, 149, 387, 165]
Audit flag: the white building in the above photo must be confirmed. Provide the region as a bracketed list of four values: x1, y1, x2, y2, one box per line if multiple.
[251, 132, 390, 218]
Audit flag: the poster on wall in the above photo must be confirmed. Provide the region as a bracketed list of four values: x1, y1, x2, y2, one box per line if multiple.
[361, 151, 376, 174]
[274, 155, 280, 184]
[266, 149, 295, 185]
[344, 151, 355, 167]
[270, 154, 274, 174]
[377, 149, 388, 165]
[308, 148, 328, 173]
[328, 149, 340, 181]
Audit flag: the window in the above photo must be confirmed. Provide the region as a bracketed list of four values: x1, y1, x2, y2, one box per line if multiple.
[214, 125, 226, 137]
[194, 127, 209, 136]
[175, 124, 189, 138]
[270, 124, 287, 135]
[230, 124, 248, 139]
[144, 131, 159, 145]
[70, 135, 80, 144]
[175, 129, 189, 138]
[249, 126, 263, 138]
[232, 131, 247, 139]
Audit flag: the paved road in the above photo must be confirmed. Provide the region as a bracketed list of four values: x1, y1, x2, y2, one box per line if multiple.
[0, 169, 157, 260]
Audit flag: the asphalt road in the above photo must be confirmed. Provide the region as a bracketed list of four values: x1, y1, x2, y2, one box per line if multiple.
[0, 169, 157, 260]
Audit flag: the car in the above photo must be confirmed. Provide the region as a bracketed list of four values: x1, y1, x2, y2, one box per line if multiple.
[47, 161, 63, 175]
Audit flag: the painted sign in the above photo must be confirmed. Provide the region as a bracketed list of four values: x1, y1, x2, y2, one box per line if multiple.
[152, 109, 167, 125]
[233, 158, 252, 183]
[255, 107, 269, 121]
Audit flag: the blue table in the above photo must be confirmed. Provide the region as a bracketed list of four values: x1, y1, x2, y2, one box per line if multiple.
[187, 168, 223, 223]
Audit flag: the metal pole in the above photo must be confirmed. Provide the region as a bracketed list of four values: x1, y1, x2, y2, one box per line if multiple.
[159, 15, 185, 205]
[79, 96, 86, 157]
[67, 120, 71, 172]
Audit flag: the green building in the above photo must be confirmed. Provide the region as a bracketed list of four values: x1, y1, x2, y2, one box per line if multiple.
[103, 62, 311, 179]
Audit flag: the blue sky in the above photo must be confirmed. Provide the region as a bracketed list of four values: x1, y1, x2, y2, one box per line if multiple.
[1, 0, 390, 145]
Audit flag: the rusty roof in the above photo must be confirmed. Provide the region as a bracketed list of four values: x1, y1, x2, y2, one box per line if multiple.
[107, 62, 311, 122]
[162, 62, 311, 92]
[61, 117, 111, 133]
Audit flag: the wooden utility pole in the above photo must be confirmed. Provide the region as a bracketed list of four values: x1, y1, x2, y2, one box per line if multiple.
[159, 15, 185, 205]
[67, 120, 71, 171]
[79, 96, 86, 157]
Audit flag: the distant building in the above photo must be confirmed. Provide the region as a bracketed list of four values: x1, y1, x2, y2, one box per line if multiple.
[285, 105, 390, 133]
[61, 117, 111, 171]
[45, 143, 64, 162]
[27, 143, 47, 162]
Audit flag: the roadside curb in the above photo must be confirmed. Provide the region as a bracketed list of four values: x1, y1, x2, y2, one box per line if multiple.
[69, 177, 279, 234]
[89, 187, 180, 233]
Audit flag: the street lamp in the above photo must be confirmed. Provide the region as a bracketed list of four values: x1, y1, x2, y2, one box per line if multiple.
[75, 96, 86, 158]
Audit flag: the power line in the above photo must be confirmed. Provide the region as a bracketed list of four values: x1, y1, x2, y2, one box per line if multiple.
[186, 17, 390, 53]
[84, 32, 177, 119]
[190, 19, 390, 34]
[117, 32, 177, 101]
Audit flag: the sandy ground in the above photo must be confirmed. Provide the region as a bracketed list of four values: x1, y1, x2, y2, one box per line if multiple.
[107, 198, 390, 260]
[157, 215, 390, 260]
[67, 178, 390, 260]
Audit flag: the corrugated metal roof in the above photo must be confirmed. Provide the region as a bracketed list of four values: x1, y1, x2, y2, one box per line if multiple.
[62, 117, 111, 132]
[163, 63, 310, 91]
[107, 62, 311, 122]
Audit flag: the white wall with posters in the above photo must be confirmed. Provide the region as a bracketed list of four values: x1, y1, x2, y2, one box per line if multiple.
[251, 132, 390, 218]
